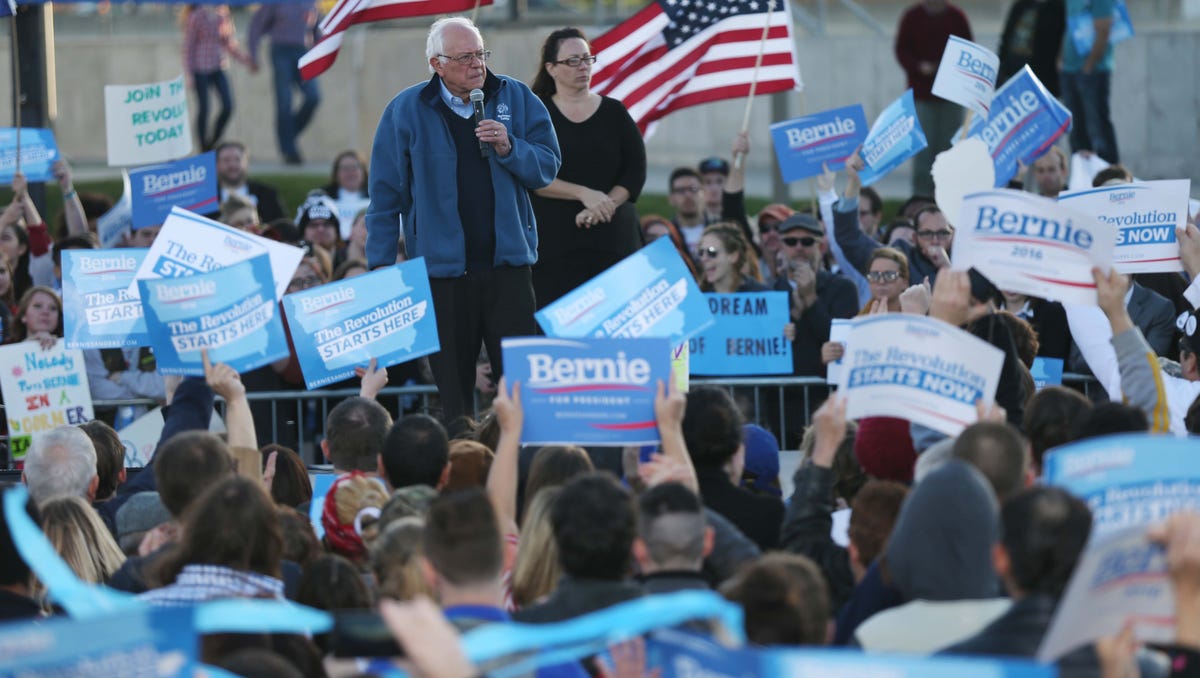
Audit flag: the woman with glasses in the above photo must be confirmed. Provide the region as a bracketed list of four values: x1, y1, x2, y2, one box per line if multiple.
[529, 27, 647, 309]
[697, 224, 768, 294]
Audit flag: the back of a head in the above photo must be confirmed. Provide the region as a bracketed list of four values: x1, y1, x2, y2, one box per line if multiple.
[297, 554, 373, 611]
[1001, 486, 1092, 598]
[24, 426, 98, 506]
[325, 397, 393, 473]
[885, 460, 1000, 602]
[444, 440, 494, 492]
[0, 484, 38, 588]
[173, 476, 283, 579]
[723, 552, 829, 646]
[323, 474, 389, 561]
[382, 414, 450, 489]
[215, 649, 303, 678]
[116, 491, 172, 555]
[1070, 402, 1149, 441]
[260, 445, 312, 508]
[1023, 387, 1092, 471]
[682, 387, 743, 469]
[154, 431, 235, 518]
[523, 445, 594, 515]
[513, 486, 563, 608]
[847, 480, 909, 569]
[552, 473, 635, 580]
[952, 422, 1029, 502]
[371, 517, 430, 601]
[379, 485, 438, 530]
[637, 482, 707, 570]
[39, 495, 126, 584]
[422, 488, 502, 587]
[79, 420, 123, 501]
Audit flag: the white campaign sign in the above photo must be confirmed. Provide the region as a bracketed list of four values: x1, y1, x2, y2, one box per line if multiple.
[836, 314, 1004, 436]
[104, 75, 192, 167]
[825, 319, 851, 385]
[931, 36, 1000, 117]
[1058, 180, 1190, 274]
[954, 189, 1116, 305]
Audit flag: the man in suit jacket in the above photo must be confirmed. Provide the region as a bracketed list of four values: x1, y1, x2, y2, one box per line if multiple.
[214, 140, 287, 222]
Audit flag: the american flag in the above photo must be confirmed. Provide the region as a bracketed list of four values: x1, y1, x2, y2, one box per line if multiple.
[299, 0, 494, 81]
[591, 0, 802, 136]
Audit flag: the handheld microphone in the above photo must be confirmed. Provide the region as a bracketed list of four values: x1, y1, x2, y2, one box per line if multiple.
[469, 89, 488, 158]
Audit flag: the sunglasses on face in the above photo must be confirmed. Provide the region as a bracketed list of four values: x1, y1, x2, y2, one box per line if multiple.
[867, 270, 902, 283]
[699, 246, 722, 259]
[781, 235, 817, 247]
[916, 229, 953, 241]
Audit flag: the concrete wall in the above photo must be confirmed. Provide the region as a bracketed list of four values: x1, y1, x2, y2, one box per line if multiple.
[2, 25, 1196, 194]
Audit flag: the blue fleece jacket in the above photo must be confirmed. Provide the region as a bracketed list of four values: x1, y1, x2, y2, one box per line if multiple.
[365, 72, 561, 277]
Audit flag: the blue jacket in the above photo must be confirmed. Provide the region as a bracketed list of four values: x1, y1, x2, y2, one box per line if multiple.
[365, 72, 561, 277]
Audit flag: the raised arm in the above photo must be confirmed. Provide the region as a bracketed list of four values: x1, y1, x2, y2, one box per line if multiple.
[487, 377, 522, 537]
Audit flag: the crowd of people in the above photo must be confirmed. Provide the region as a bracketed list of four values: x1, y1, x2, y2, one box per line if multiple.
[1, 4, 1200, 676]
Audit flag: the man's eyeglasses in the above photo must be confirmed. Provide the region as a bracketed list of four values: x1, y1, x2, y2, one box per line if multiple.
[781, 236, 818, 248]
[553, 55, 597, 67]
[699, 246, 721, 259]
[916, 229, 953, 241]
[438, 50, 492, 65]
[867, 270, 902, 283]
[671, 185, 701, 195]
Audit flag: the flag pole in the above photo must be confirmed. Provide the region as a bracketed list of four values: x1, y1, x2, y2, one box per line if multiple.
[733, 0, 776, 170]
[470, 0, 482, 23]
[9, 1, 21, 176]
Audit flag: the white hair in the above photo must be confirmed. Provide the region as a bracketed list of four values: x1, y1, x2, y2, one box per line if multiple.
[426, 16, 483, 73]
[24, 426, 97, 506]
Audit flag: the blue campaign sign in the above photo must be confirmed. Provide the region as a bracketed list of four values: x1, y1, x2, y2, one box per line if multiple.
[130, 152, 218, 229]
[502, 337, 670, 446]
[283, 259, 439, 389]
[0, 127, 60, 183]
[1043, 434, 1200, 535]
[857, 90, 928, 187]
[62, 249, 150, 349]
[689, 292, 792, 376]
[536, 237, 715, 343]
[139, 253, 289, 375]
[1031, 356, 1064, 390]
[762, 648, 1054, 677]
[770, 104, 868, 182]
[963, 66, 1072, 187]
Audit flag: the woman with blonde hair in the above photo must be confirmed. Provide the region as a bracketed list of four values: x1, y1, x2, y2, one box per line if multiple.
[370, 517, 431, 601]
[510, 486, 563, 609]
[39, 496, 126, 587]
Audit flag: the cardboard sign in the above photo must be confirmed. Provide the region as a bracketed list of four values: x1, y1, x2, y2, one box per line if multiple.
[769, 104, 869, 182]
[104, 75, 192, 166]
[118, 407, 226, 467]
[0, 127, 60, 183]
[825, 319, 852, 385]
[953, 189, 1116, 305]
[1058, 180, 1191, 274]
[536, 238, 715, 344]
[501, 337, 670, 446]
[130, 152, 219, 229]
[97, 171, 134, 249]
[1031, 356, 1064, 390]
[62, 249, 150, 349]
[858, 90, 929, 187]
[688, 293, 792, 376]
[931, 36, 1000, 117]
[836, 314, 1005, 436]
[283, 259, 440, 389]
[0, 343, 94, 462]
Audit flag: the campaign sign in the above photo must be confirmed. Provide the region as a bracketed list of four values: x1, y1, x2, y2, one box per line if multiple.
[963, 66, 1073, 187]
[129, 151, 219, 229]
[688, 293, 791, 376]
[769, 104, 869, 182]
[104, 75, 192, 166]
[953, 189, 1116, 305]
[1058, 180, 1191, 274]
[1030, 356, 1064, 390]
[1038, 525, 1172, 663]
[536, 237, 715, 344]
[857, 90, 928, 187]
[501, 337, 670, 446]
[62, 249, 150, 349]
[97, 171, 134, 249]
[1069, 0, 1134, 56]
[283, 259, 440, 389]
[763, 648, 1054, 677]
[644, 628, 759, 678]
[1043, 434, 1200, 535]
[826, 319, 852, 385]
[0, 127, 59, 183]
[0, 343, 94, 462]
[139, 254, 289, 375]
[931, 36, 1000, 117]
[130, 206, 304, 300]
[836, 314, 1004, 437]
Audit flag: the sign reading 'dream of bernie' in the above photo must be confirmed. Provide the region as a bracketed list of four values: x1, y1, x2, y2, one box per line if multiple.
[836, 314, 1004, 437]
[283, 259, 440, 389]
[857, 90, 928, 187]
[130, 206, 303, 301]
[139, 254, 289, 375]
[953, 189, 1115, 305]
[62, 249, 150, 349]
[769, 104, 868, 182]
[931, 36, 1000, 117]
[536, 237, 715, 344]
[129, 151, 218, 229]
[1043, 434, 1200, 536]
[689, 292, 792, 376]
[1058, 179, 1191, 274]
[502, 337, 670, 446]
[105, 75, 192, 167]
[0, 343, 94, 463]
[963, 66, 1072, 187]
[0, 127, 59, 183]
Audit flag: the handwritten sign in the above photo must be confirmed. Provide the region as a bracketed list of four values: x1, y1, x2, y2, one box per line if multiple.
[1058, 180, 1191, 274]
[931, 36, 1000, 117]
[105, 75, 192, 166]
[0, 342, 94, 462]
[62, 249, 150, 349]
[283, 259, 440, 389]
[0, 127, 59, 183]
[130, 152, 219, 229]
[688, 292, 791, 375]
[858, 90, 929, 187]
[769, 105, 869, 182]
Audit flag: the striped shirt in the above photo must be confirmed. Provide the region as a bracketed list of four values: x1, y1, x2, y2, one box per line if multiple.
[138, 564, 285, 607]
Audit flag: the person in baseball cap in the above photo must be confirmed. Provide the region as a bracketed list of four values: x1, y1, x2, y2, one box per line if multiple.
[698, 156, 731, 222]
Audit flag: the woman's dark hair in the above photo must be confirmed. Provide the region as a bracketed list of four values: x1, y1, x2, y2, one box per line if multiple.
[12, 285, 63, 341]
[522, 445, 593, 522]
[260, 445, 312, 508]
[723, 552, 830, 646]
[329, 150, 369, 194]
[278, 507, 320, 567]
[3, 223, 33, 302]
[531, 27, 588, 98]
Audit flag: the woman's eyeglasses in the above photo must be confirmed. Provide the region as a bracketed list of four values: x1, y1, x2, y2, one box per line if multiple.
[866, 270, 902, 283]
[553, 55, 598, 67]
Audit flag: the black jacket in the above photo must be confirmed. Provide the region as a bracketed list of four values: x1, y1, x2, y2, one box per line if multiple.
[512, 576, 643, 624]
[773, 270, 859, 377]
[695, 466, 783, 552]
[778, 464, 854, 610]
